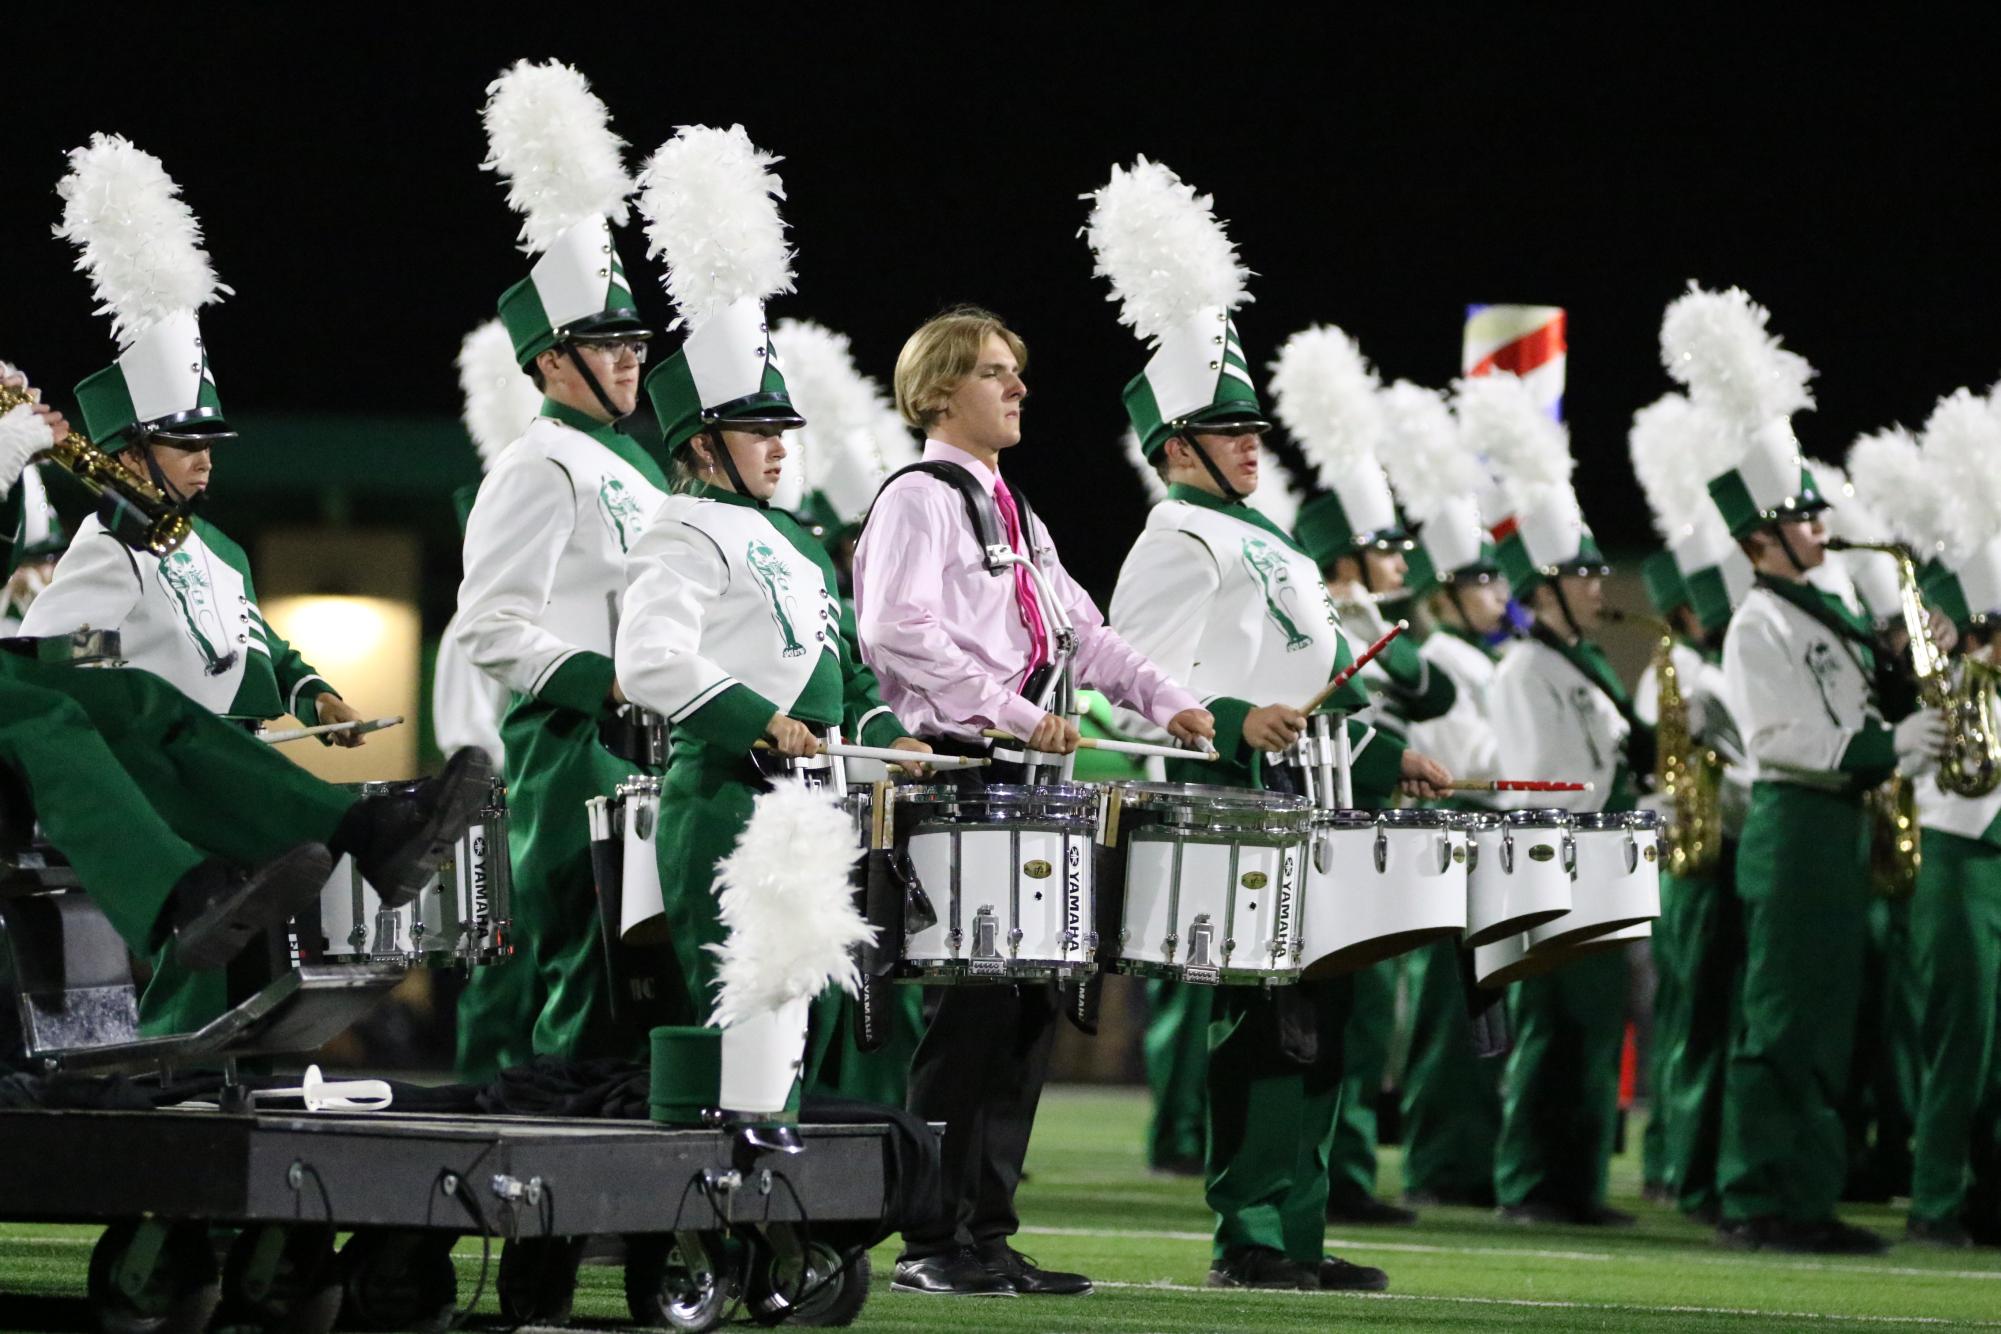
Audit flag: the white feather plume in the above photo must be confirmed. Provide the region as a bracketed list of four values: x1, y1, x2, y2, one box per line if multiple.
[1627, 393, 1740, 542]
[1919, 388, 2001, 559]
[480, 59, 631, 254]
[772, 319, 899, 523]
[1082, 157, 1252, 343]
[1378, 381, 1480, 524]
[638, 125, 794, 328]
[54, 134, 230, 348]
[1813, 460, 1893, 546]
[456, 319, 543, 470]
[1122, 429, 1167, 503]
[707, 780, 873, 1028]
[1848, 427, 1950, 555]
[1658, 282, 1815, 430]
[1451, 371, 1572, 512]
[1255, 447, 1303, 534]
[872, 401, 920, 474]
[1268, 326, 1383, 489]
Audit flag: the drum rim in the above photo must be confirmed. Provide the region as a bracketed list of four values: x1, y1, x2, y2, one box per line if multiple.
[1503, 807, 1573, 827]
[1108, 780, 1312, 812]
[1454, 811, 1505, 830]
[895, 781, 1100, 807]
[1572, 809, 1661, 831]
[1375, 808, 1451, 828]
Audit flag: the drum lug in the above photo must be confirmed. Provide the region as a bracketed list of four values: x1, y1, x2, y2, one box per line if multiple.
[1312, 832, 1329, 875]
[1623, 833, 1638, 875]
[1564, 834, 1578, 879]
[1006, 927, 1024, 957]
[1373, 829, 1388, 875]
[1501, 827, 1515, 874]
[1162, 931, 1179, 963]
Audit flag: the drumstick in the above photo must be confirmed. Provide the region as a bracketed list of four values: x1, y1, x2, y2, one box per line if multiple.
[1300, 620, 1409, 715]
[751, 739, 988, 769]
[260, 716, 404, 744]
[979, 728, 1218, 763]
[1440, 779, 1596, 793]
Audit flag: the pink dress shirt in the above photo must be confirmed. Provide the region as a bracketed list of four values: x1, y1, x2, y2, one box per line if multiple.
[853, 439, 1202, 743]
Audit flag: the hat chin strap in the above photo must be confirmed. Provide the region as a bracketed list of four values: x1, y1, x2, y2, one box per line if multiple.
[1546, 578, 1585, 643]
[1773, 523, 1813, 577]
[700, 425, 769, 510]
[131, 434, 204, 513]
[1178, 433, 1242, 503]
[560, 339, 631, 425]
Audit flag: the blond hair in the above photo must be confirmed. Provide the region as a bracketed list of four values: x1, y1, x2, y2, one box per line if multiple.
[892, 305, 1028, 429]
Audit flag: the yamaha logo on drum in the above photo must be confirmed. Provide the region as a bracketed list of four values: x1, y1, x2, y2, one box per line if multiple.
[1064, 843, 1084, 956]
[1272, 851, 1296, 943]
[470, 833, 490, 928]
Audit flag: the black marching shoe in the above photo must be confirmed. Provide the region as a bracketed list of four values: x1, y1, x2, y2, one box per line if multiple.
[1906, 1217, 1974, 1249]
[159, 844, 335, 970]
[329, 748, 492, 908]
[1717, 1216, 1888, 1255]
[977, 1245, 1092, 1295]
[1326, 1189, 1420, 1226]
[1317, 1254, 1390, 1292]
[1206, 1247, 1313, 1290]
[890, 1250, 1014, 1296]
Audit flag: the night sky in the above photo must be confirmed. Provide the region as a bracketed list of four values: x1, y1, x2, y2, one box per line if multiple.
[7, 14, 1998, 603]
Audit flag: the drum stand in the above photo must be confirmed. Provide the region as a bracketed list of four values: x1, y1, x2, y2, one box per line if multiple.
[1288, 713, 1356, 811]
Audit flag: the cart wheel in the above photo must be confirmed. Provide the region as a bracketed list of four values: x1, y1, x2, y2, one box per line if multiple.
[335, 1230, 456, 1333]
[497, 1235, 584, 1326]
[86, 1221, 222, 1334]
[624, 1233, 735, 1332]
[746, 1233, 870, 1328]
[212, 1225, 341, 1334]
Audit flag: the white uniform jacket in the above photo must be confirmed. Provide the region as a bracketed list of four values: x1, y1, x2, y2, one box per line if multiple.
[1410, 630, 1503, 803]
[432, 608, 508, 763]
[22, 513, 330, 720]
[1490, 634, 1627, 814]
[1722, 582, 1895, 791]
[455, 406, 667, 714]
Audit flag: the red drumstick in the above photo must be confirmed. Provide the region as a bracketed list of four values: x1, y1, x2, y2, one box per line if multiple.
[1299, 620, 1409, 715]
[1441, 779, 1595, 793]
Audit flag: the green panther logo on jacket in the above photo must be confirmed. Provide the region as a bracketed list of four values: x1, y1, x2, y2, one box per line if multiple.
[747, 541, 806, 658]
[598, 477, 645, 553]
[1241, 538, 1315, 652]
[157, 549, 234, 673]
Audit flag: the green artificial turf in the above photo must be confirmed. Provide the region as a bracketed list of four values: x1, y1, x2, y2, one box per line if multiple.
[3, 1087, 1998, 1330]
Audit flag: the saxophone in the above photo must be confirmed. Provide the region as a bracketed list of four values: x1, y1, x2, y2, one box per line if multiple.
[0, 382, 192, 557]
[1827, 539, 2001, 898]
[1607, 610, 1724, 876]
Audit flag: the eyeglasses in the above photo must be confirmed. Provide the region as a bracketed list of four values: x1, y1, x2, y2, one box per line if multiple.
[573, 338, 650, 363]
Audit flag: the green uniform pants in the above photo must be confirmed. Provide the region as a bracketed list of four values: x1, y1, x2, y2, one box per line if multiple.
[1719, 784, 1871, 1224]
[1144, 978, 1214, 1169]
[1910, 828, 2001, 1229]
[0, 655, 353, 1034]
[1642, 928, 1674, 1191]
[497, 696, 645, 1063]
[453, 960, 546, 1084]
[1206, 978, 1351, 1263]
[1495, 947, 1629, 1210]
[1399, 937, 1501, 1200]
[805, 986, 924, 1106]
[1329, 958, 1398, 1202]
[1842, 894, 1921, 1198]
[1655, 850, 1743, 1217]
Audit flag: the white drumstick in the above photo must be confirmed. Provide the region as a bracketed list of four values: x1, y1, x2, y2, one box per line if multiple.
[260, 716, 404, 744]
[980, 728, 1217, 763]
[751, 739, 988, 769]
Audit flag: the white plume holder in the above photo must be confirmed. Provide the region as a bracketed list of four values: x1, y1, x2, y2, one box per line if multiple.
[255, 1064, 393, 1113]
[620, 781, 668, 943]
[718, 995, 811, 1115]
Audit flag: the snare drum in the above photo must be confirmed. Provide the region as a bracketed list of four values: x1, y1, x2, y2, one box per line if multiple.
[305, 778, 513, 967]
[1526, 810, 1660, 951]
[1463, 810, 1574, 947]
[1300, 809, 1468, 979]
[895, 783, 1099, 982]
[1102, 783, 1311, 986]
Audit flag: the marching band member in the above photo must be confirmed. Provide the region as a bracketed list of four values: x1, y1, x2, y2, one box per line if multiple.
[2, 375, 489, 1033]
[24, 138, 365, 745]
[443, 318, 547, 1082]
[1669, 285, 1937, 1253]
[455, 62, 667, 1062]
[1850, 395, 2001, 1247]
[1285, 346, 1459, 1229]
[853, 297, 1213, 1298]
[1383, 383, 1515, 1210]
[1088, 162, 1445, 1292]
[1627, 391, 1755, 1221]
[616, 122, 931, 1043]
[1469, 368, 1648, 1227]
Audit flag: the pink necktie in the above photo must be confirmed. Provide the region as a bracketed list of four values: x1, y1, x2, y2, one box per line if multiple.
[992, 475, 1050, 685]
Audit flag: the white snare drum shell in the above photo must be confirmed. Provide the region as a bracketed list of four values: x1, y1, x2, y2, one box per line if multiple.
[1464, 814, 1573, 947]
[1303, 814, 1467, 979]
[1527, 815, 1660, 951]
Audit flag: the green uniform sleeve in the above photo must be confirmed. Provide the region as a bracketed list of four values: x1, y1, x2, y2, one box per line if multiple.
[1349, 718, 1407, 806]
[240, 571, 337, 719]
[537, 650, 618, 716]
[1838, 721, 1897, 785]
[1375, 635, 1457, 721]
[1207, 695, 1254, 769]
[680, 681, 783, 754]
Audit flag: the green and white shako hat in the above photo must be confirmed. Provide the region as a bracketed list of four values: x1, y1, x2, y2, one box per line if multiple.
[1705, 418, 1828, 539]
[636, 125, 804, 452]
[1628, 391, 1751, 631]
[1868, 389, 2001, 629]
[55, 135, 234, 446]
[1268, 326, 1410, 570]
[1670, 520, 1755, 633]
[1082, 158, 1269, 458]
[1416, 495, 1500, 589]
[496, 216, 649, 365]
[481, 60, 651, 366]
[1923, 538, 2001, 628]
[1494, 485, 1609, 593]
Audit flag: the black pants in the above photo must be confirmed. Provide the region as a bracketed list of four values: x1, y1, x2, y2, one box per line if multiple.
[899, 736, 1057, 1259]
